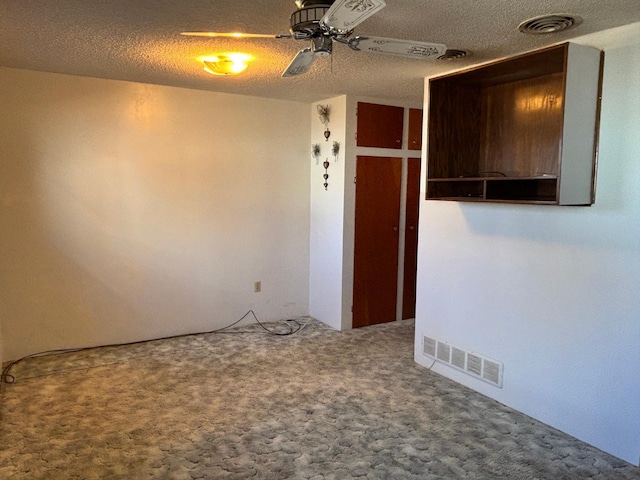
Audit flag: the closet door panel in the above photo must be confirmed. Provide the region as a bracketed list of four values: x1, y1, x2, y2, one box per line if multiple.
[353, 156, 402, 327]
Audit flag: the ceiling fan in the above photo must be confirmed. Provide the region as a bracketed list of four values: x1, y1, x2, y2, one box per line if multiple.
[181, 0, 447, 77]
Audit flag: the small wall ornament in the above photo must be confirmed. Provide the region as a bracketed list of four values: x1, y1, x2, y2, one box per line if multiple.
[332, 141, 340, 162]
[317, 104, 331, 141]
[323, 158, 330, 190]
[311, 143, 321, 164]
[321, 142, 339, 190]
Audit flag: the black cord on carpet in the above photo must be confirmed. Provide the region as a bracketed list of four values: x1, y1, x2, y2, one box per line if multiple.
[0, 310, 308, 387]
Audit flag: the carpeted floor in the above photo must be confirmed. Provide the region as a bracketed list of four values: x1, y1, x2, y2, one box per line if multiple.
[0, 318, 638, 479]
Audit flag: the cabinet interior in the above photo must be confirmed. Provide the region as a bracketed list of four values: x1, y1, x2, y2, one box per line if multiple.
[426, 44, 578, 204]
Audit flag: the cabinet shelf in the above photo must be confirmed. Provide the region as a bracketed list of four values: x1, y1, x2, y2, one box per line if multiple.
[427, 176, 558, 203]
[426, 42, 603, 205]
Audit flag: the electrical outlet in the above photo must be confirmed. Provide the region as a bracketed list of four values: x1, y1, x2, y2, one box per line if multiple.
[254, 281, 261, 293]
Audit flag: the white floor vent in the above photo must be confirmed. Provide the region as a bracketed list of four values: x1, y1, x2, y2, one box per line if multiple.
[436, 341, 451, 363]
[482, 359, 502, 385]
[467, 353, 483, 376]
[451, 347, 466, 370]
[423, 336, 437, 357]
[422, 335, 503, 388]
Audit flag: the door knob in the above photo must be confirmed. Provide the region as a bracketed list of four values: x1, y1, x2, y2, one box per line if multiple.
[393, 227, 398, 231]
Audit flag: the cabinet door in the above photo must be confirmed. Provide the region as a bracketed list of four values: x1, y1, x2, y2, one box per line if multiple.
[402, 157, 421, 319]
[353, 156, 402, 328]
[408, 109, 423, 151]
[356, 102, 404, 149]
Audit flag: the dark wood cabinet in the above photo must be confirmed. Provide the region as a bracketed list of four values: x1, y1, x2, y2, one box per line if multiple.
[426, 42, 603, 205]
[407, 108, 423, 151]
[356, 102, 404, 149]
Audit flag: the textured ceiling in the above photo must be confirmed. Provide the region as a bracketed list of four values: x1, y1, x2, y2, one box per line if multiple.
[1, 1, 639, 103]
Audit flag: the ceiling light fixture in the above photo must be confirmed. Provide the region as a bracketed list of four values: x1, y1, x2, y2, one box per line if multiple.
[202, 53, 253, 76]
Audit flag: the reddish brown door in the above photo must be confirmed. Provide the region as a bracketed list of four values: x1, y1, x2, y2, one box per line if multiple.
[402, 157, 421, 319]
[353, 156, 402, 328]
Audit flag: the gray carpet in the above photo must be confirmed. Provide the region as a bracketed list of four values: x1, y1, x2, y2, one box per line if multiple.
[0, 318, 638, 479]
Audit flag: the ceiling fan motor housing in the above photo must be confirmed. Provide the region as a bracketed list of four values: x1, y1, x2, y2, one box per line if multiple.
[311, 35, 333, 55]
[290, 1, 334, 38]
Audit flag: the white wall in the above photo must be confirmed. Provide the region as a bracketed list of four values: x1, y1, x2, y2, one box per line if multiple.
[309, 96, 348, 330]
[0, 67, 310, 362]
[414, 23, 640, 465]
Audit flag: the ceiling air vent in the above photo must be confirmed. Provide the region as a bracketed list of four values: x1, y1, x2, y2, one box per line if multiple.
[518, 14, 583, 34]
[437, 49, 468, 61]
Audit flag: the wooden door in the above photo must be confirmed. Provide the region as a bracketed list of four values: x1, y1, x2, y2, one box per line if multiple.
[402, 157, 421, 319]
[353, 156, 402, 328]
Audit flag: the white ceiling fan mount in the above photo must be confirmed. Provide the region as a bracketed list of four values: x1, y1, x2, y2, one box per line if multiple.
[182, 0, 447, 77]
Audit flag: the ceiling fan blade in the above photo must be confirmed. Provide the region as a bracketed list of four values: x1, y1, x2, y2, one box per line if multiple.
[180, 32, 291, 39]
[347, 36, 446, 59]
[282, 48, 317, 77]
[321, 0, 386, 34]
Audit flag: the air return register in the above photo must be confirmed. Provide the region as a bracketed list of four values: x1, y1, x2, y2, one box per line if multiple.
[423, 335, 504, 388]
